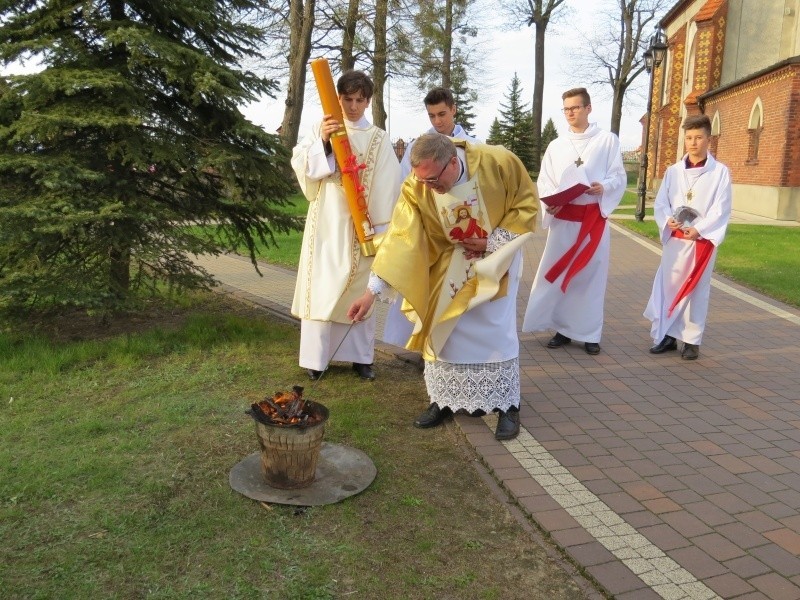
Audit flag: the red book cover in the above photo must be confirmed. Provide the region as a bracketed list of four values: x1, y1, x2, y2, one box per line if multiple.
[541, 183, 590, 207]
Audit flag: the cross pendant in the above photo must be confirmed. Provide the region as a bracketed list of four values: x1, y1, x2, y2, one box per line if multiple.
[686, 190, 694, 202]
[574, 157, 584, 167]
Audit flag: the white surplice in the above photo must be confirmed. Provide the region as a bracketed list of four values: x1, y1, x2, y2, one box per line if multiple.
[644, 154, 732, 345]
[522, 123, 627, 343]
[291, 117, 401, 370]
[371, 141, 538, 414]
[383, 124, 481, 347]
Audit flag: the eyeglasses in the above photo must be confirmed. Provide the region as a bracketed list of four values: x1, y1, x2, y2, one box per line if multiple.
[413, 159, 451, 185]
[562, 105, 586, 113]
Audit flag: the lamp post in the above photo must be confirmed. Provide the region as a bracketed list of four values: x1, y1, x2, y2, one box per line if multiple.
[636, 27, 668, 221]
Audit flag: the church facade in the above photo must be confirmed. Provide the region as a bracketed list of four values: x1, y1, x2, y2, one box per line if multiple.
[645, 0, 800, 220]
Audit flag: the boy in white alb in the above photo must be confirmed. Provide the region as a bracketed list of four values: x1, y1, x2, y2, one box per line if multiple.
[522, 87, 626, 355]
[645, 114, 732, 361]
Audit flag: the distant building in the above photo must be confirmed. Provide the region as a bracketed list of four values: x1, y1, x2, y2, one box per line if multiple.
[644, 0, 800, 220]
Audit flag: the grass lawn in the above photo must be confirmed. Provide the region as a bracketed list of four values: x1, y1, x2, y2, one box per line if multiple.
[0, 296, 585, 599]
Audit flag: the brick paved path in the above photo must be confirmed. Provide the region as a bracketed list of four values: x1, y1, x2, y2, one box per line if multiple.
[194, 222, 800, 600]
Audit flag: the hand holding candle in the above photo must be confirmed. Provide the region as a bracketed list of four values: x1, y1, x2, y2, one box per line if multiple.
[310, 58, 376, 257]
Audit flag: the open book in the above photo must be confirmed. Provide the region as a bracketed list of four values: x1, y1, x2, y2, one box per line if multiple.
[541, 183, 590, 208]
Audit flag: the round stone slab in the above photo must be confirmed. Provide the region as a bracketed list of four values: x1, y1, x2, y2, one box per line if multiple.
[229, 442, 377, 506]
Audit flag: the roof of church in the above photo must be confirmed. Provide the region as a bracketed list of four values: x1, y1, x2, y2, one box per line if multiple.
[694, 0, 726, 22]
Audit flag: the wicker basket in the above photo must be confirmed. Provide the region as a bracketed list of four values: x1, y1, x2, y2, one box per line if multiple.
[254, 400, 329, 489]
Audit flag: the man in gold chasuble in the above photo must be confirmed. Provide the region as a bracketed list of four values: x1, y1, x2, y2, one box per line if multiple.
[348, 133, 538, 441]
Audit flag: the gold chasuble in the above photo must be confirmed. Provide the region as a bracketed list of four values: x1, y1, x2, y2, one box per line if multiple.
[373, 141, 538, 362]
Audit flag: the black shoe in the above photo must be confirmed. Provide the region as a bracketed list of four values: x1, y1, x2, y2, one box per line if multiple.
[495, 408, 520, 440]
[650, 335, 677, 354]
[352, 362, 375, 380]
[681, 343, 699, 361]
[547, 332, 571, 348]
[584, 342, 601, 355]
[413, 402, 451, 429]
[307, 369, 323, 380]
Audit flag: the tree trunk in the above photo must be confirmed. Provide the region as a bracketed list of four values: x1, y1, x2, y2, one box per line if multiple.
[531, 21, 546, 171]
[610, 83, 625, 134]
[441, 0, 453, 87]
[281, 0, 316, 149]
[371, 0, 389, 129]
[341, 0, 359, 71]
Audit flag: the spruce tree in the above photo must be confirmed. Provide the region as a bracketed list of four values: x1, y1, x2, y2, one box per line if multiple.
[496, 73, 535, 171]
[450, 62, 478, 136]
[0, 1, 295, 313]
[541, 117, 559, 152]
[486, 118, 504, 146]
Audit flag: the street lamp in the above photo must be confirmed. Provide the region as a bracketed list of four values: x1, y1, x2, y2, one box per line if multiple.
[636, 27, 669, 221]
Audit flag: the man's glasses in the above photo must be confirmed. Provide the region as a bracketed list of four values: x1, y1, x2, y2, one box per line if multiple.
[562, 105, 586, 114]
[414, 159, 451, 185]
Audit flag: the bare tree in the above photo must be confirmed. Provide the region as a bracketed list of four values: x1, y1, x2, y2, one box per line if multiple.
[340, 0, 360, 70]
[502, 0, 569, 170]
[566, 0, 669, 134]
[276, 0, 316, 148]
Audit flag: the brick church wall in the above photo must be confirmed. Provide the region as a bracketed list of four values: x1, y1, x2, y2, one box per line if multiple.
[704, 65, 800, 187]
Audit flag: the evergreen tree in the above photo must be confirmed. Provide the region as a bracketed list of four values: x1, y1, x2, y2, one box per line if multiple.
[0, 1, 295, 313]
[450, 62, 477, 135]
[496, 74, 535, 170]
[486, 118, 504, 146]
[541, 117, 559, 152]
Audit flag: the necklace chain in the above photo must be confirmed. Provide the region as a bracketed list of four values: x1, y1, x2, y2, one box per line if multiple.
[568, 138, 590, 168]
[682, 166, 707, 204]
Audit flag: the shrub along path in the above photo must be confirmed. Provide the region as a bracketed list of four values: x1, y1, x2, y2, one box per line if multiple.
[195, 220, 800, 600]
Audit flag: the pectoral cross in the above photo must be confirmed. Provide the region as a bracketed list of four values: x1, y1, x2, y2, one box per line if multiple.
[575, 157, 584, 167]
[686, 189, 694, 202]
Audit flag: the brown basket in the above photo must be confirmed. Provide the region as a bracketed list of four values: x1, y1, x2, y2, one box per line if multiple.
[254, 401, 329, 489]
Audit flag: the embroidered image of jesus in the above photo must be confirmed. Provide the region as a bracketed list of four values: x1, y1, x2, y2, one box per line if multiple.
[442, 202, 487, 242]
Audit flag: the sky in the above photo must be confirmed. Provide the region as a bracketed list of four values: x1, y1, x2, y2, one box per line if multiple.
[241, 4, 651, 151]
[1, 2, 651, 150]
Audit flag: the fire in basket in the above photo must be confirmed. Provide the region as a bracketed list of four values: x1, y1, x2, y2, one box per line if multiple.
[246, 386, 326, 428]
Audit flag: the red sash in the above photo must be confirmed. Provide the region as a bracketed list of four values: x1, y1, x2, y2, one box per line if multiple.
[545, 203, 606, 292]
[667, 230, 714, 316]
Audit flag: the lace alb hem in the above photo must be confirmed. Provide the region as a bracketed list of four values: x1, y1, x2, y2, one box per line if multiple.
[486, 227, 517, 254]
[423, 357, 520, 413]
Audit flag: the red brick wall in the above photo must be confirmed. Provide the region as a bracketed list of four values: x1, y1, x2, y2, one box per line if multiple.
[704, 65, 800, 187]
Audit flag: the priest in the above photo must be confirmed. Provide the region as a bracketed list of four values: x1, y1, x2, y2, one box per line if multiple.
[522, 87, 626, 355]
[384, 87, 481, 348]
[348, 133, 537, 441]
[644, 114, 732, 361]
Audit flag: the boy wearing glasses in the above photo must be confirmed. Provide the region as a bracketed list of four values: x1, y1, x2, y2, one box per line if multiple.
[291, 70, 401, 382]
[522, 87, 627, 355]
[348, 133, 537, 441]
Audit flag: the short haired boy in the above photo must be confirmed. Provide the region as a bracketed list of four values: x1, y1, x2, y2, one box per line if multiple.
[644, 114, 732, 361]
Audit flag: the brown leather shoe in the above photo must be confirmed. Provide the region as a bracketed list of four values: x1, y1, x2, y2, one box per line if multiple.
[681, 343, 699, 360]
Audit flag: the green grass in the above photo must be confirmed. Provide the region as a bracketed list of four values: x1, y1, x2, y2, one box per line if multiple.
[0, 296, 584, 600]
[188, 194, 308, 268]
[617, 220, 800, 307]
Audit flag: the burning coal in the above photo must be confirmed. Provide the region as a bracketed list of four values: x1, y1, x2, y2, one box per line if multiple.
[246, 386, 325, 427]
